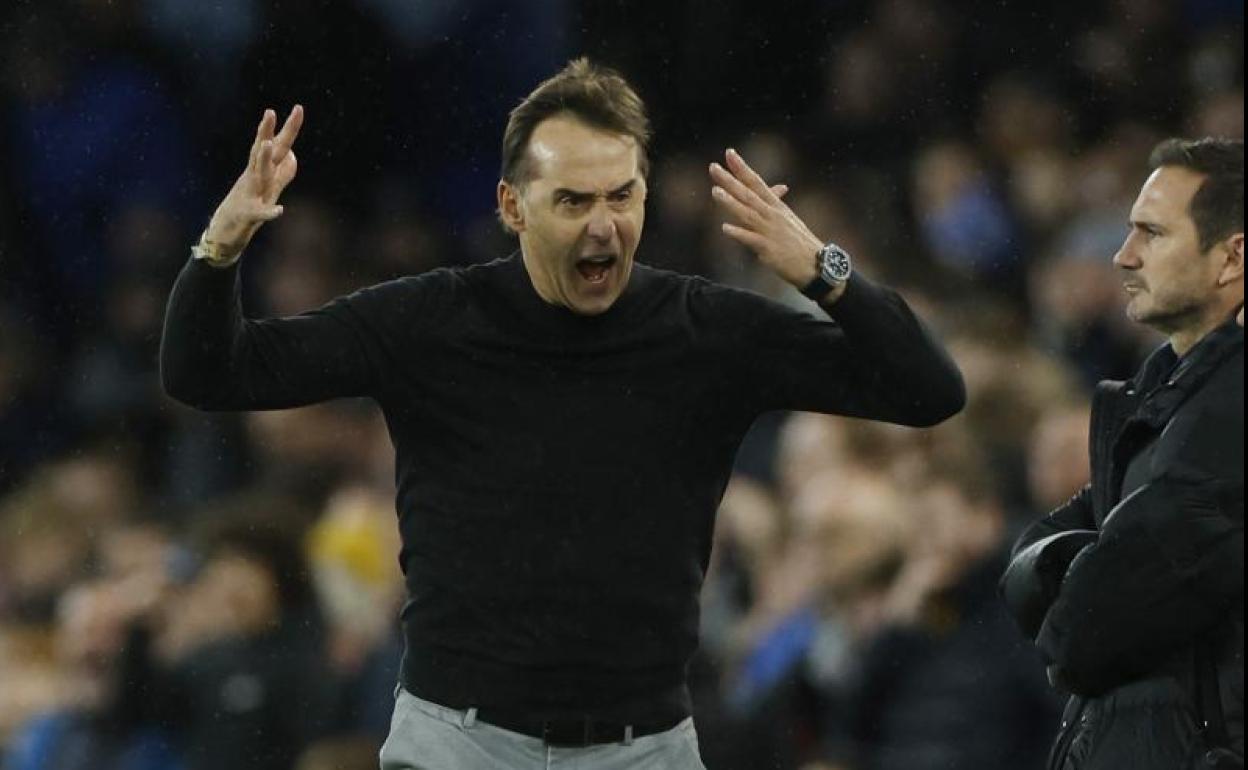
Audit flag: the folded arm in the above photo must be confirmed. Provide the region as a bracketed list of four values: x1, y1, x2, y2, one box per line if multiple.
[1036, 472, 1243, 694]
[999, 486, 1098, 640]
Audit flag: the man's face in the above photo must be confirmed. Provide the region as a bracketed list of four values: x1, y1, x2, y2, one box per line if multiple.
[499, 115, 647, 315]
[1113, 166, 1222, 333]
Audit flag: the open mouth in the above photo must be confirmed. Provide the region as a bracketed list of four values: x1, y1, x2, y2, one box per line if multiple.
[575, 255, 617, 284]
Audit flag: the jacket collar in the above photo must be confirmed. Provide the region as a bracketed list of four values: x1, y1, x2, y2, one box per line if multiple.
[1131, 316, 1244, 429]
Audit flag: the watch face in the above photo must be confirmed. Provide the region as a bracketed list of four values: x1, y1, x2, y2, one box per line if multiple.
[820, 244, 852, 283]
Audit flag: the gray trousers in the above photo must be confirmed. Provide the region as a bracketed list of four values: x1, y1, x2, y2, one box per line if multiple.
[380, 687, 708, 770]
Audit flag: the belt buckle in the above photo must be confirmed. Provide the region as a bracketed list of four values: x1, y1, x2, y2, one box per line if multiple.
[541, 717, 597, 747]
[541, 713, 584, 743]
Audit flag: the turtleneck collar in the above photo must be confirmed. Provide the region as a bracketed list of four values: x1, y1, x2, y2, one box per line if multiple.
[493, 250, 653, 336]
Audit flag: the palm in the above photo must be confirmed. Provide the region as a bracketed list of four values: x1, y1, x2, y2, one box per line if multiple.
[248, 144, 298, 204]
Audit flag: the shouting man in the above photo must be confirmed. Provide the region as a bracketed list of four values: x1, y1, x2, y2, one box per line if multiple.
[161, 59, 964, 769]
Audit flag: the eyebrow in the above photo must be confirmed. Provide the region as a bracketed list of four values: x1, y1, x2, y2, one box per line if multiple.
[1130, 218, 1166, 233]
[551, 179, 637, 202]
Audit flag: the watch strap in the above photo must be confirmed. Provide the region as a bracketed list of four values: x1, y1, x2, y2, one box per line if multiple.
[800, 271, 836, 301]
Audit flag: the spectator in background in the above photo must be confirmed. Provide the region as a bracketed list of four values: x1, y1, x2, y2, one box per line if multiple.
[787, 470, 913, 766]
[352, 192, 450, 285]
[646, 153, 721, 278]
[1024, 400, 1093, 519]
[913, 140, 1022, 292]
[1002, 138, 1244, 769]
[694, 469, 912, 770]
[0, 4, 195, 325]
[251, 196, 349, 318]
[0, 453, 136, 624]
[1028, 225, 1144, 388]
[945, 321, 1083, 517]
[830, 442, 1062, 770]
[306, 485, 405, 744]
[0, 626, 63, 755]
[700, 477, 788, 667]
[114, 507, 340, 770]
[0, 318, 63, 495]
[243, 400, 382, 514]
[976, 75, 1079, 283]
[1, 582, 183, 770]
[1189, 89, 1244, 141]
[0, 509, 181, 770]
[65, 274, 173, 478]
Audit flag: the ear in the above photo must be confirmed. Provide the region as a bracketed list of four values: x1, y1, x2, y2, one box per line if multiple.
[1216, 232, 1244, 286]
[497, 180, 526, 234]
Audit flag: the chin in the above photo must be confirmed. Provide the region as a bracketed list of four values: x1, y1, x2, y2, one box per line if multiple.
[570, 296, 617, 316]
[1131, 302, 1199, 338]
[1125, 297, 1151, 323]
[564, 277, 625, 316]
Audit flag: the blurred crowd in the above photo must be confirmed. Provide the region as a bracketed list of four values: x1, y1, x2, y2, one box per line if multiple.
[0, 0, 1243, 769]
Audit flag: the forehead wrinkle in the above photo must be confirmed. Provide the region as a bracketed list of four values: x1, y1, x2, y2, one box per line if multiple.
[533, 150, 638, 193]
[552, 179, 639, 200]
[526, 118, 640, 192]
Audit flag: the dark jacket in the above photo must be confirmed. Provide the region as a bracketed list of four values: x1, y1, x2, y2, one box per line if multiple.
[116, 613, 340, 770]
[1002, 317, 1244, 770]
[845, 552, 1063, 770]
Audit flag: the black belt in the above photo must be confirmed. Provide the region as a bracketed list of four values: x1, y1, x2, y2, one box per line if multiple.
[475, 708, 683, 747]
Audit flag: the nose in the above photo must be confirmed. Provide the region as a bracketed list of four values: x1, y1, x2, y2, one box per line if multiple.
[585, 203, 616, 243]
[1112, 235, 1139, 270]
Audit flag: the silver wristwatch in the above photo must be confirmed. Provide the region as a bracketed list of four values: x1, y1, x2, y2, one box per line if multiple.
[800, 242, 852, 300]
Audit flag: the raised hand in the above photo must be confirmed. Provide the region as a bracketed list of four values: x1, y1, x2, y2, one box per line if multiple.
[709, 148, 824, 290]
[203, 105, 305, 255]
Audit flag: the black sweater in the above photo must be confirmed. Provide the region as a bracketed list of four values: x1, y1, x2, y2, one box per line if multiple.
[161, 252, 964, 723]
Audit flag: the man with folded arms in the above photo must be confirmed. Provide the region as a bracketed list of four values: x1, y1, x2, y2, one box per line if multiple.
[1002, 138, 1243, 770]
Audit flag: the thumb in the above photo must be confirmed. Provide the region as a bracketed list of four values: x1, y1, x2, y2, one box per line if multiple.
[255, 204, 285, 221]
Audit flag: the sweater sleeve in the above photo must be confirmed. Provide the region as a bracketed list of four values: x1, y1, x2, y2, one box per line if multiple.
[160, 258, 415, 410]
[719, 274, 965, 426]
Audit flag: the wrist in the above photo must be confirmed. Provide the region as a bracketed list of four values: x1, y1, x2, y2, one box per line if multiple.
[800, 241, 853, 303]
[792, 261, 819, 290]
[192, 229, 245, 268]
[789, 235, 822, 288]
[816, 279, 849, 306]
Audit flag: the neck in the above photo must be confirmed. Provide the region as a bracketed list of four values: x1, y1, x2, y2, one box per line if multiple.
[518, 245, 558, 306]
